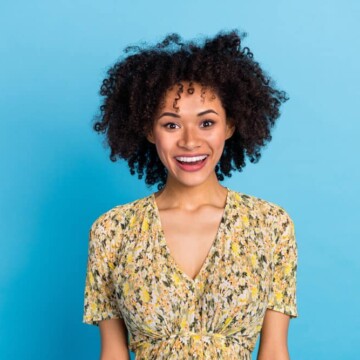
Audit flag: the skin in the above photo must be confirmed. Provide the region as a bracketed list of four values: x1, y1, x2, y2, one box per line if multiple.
[98, 81, 291, 359]
[99, 319, 129, 360]
[146, 82, 236, 282]
[257, 309, 291, 360]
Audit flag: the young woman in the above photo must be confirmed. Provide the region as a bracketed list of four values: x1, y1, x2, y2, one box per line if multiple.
[83, 30, 298, 360]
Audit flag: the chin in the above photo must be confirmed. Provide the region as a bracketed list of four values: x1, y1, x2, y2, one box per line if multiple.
[167, 171, 216, 188]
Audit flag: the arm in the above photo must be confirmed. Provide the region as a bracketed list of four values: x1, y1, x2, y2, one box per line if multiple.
[83, 213, 129, 359]
[99, 318, 130, 360]
[257, 309, 291, 360]
[257, 210, 298, 359]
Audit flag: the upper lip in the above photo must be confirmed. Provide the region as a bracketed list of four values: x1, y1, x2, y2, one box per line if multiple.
[174, 154, 208, 157]
[175, 154, 208, 162]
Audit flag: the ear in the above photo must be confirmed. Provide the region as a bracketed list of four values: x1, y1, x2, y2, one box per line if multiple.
[225, 119, 236, 140]
[146, 130, 155, 144]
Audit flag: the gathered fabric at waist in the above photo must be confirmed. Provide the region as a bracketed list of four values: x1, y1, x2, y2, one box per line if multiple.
[129, 330, 253, 359]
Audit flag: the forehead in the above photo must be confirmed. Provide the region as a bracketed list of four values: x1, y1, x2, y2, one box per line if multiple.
[159, 81, 224, 113]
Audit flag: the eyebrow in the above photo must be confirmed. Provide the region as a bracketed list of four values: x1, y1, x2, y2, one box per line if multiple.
[157, 109, 219, 119]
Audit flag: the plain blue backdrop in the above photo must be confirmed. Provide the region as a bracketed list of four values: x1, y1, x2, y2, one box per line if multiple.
[1, 0, 359, 359]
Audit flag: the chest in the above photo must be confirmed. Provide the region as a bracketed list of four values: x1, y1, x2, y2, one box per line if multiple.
[115, 203, 274, 335]
[158, 208, 224, 281]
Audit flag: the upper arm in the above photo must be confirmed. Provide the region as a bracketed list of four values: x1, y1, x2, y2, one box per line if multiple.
[83, 215, 123, 325]
[257, 210, 298, 359]
[83, 213, 129, 359]
[266, 212, 298, 318]
[99, 318, 130, 360]
[257, 309, 290, 360]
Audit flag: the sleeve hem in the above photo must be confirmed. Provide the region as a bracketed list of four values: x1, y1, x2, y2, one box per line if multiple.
[83, 314, 123, 326]
[266, 305, 298, 319]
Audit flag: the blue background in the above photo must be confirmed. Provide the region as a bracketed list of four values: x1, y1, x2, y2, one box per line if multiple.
[1, 0, 359, 359]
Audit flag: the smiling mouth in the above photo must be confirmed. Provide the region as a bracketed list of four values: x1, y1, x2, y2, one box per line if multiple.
[175, 155, 208, 164]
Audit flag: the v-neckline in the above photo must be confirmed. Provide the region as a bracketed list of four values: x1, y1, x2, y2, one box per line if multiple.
[151, 188, 231, 284]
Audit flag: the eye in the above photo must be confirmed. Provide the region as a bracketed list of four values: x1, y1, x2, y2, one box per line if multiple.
[163, 122, 179, 130]
[200, 120, 215, 128]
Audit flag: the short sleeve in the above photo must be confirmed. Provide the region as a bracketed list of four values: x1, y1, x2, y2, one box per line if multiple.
[83, 215, 123, 326]
[267, 212, 298, 318]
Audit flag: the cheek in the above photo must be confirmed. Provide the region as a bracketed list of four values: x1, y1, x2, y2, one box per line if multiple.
[155, 137, 170, 151]
[207, 132, 227, 151]
[154, 138, 174, 163]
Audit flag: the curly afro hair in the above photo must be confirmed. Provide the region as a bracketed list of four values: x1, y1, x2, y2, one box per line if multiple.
[93, 29, 289, 189]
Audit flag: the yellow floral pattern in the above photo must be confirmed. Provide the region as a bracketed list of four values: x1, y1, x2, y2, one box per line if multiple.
[83, 188, 298, 359]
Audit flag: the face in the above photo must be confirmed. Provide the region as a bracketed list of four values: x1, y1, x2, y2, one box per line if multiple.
[147, 81, 235, 189]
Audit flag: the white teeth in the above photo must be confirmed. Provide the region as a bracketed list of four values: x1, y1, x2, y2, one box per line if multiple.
[175, 155, 208, 163]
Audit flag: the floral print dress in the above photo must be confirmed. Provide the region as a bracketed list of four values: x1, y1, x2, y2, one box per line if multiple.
[83, 188, 298, 359]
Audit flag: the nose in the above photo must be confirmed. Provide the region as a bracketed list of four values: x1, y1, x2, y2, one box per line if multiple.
[178, 127, 201, 150]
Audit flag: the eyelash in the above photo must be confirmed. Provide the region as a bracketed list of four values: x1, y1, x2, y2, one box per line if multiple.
[163, 120, 215, 129]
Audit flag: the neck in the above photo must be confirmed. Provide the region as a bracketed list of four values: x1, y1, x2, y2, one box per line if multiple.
[154, 173, 228, 211]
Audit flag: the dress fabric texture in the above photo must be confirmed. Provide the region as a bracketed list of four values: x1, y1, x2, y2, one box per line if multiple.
[83, 188, 298, 359]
